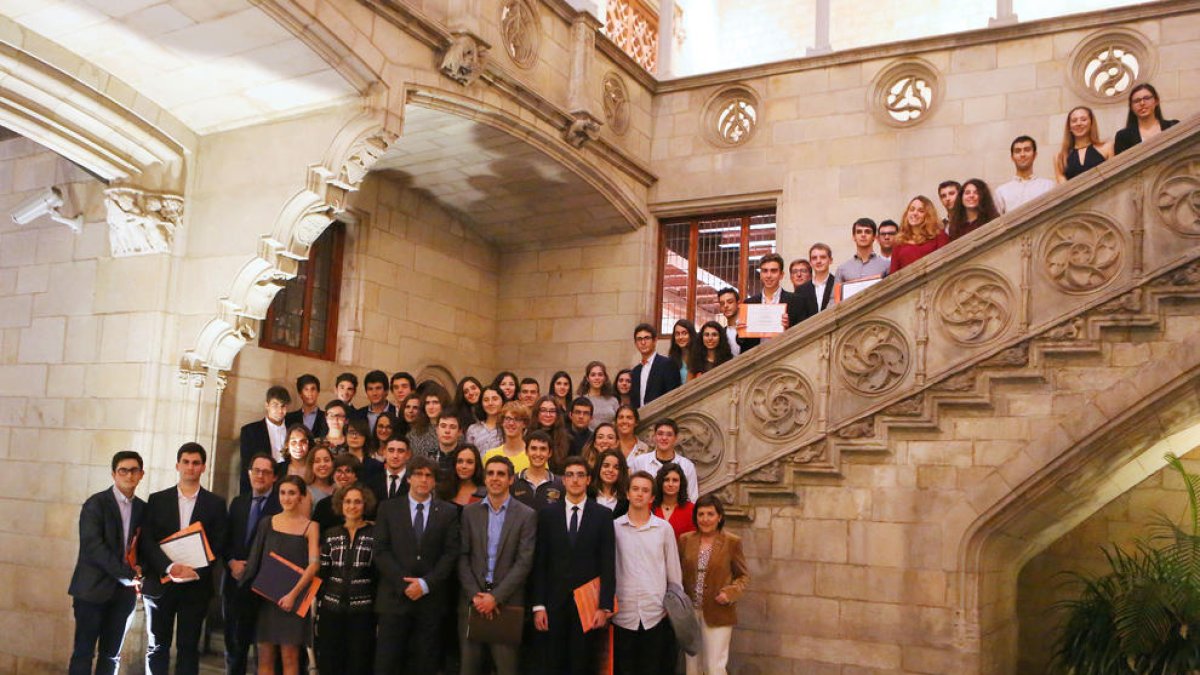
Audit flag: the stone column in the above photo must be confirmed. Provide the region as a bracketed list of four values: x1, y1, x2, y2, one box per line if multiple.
[807, 0, 831, 56]
[989, 0, 1018, 27]
[657, 0, 674, 78]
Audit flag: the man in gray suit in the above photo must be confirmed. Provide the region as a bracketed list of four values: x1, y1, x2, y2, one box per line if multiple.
[457, 455, 537, 675]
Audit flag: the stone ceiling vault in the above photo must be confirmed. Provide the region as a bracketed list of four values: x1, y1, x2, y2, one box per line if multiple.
[0, 0, 359, 133]
[371, 104, 635, 247]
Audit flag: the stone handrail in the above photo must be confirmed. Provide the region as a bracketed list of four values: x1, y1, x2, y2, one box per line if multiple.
[639, 114, 1200, 501]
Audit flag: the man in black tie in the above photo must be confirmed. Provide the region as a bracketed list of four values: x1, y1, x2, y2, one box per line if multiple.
[368, 437, 411, 502]
[373, 455, 461, 674]
[222, 454, 280, 675]
[531, 455, 616, 675]
[140, 443, 230, 675]
[68, 451, 146, 675]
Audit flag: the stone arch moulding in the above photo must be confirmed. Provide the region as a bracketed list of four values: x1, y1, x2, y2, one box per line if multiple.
[404, 85, 650, 233]
[0, 39, 191, 257]
[182, 107, 400, 375]
[954, 329, 1200, 669]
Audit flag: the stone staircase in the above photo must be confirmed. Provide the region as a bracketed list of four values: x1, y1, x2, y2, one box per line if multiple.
[639, 114, 1200, 521]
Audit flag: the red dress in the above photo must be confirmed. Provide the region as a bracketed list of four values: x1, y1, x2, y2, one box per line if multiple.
[653, 501, 696, 540]
[889, 231, 950, 273]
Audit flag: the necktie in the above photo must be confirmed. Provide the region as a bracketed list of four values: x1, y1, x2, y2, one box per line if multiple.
[569, 505, 579, 542]
[246, 496, 265, 546]
[389, 474, 398, 499]
[414, 502, 425, 544]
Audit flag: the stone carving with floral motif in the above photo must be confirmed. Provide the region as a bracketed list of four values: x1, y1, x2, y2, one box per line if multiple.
[675, 412, 724, 480]
[746, 368, 814, 440]
[935, 268, 1014, 344]
[1040, 214, 1123, 293]
[1152, 154, 1200, 236]
[837, 319, 911, 395]
[602, 72, 630, 136]
[500, 0, 540, 69]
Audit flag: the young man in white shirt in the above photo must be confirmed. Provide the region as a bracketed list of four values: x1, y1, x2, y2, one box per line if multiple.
[797, 243, 835, 314]
[627, 419, 699, 502]
[612, 470, 683, 675]
[995, 135, 1056, 214]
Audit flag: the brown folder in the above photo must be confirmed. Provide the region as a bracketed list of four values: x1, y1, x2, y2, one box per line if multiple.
[250, 551, 322, 618]
[465, 605, 525, 645]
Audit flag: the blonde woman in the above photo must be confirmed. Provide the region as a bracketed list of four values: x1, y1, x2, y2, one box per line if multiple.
[888, 195, 949, 273]
[1055, 106, 1112, 183]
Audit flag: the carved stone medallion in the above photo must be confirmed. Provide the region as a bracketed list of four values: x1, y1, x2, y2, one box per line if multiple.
[745, 367, 814, 441]
[601, 71, 630, 136]
[1152, 154, 1200, 236]
[1039, 214, 1124, 294]
[934, 267, 1014, 345]
[500, 0, 540, 69]
[836, 319, 911, 396]
[675, 412, 724, 480]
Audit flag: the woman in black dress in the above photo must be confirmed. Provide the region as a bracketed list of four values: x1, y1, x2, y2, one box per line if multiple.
[242, 476, 320, 675]
[316, 484, 377, 675]
[1055, 106, 1113, 182]
[1115, 83, 1179, 154]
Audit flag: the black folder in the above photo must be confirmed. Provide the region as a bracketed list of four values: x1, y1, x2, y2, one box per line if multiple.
[464, 605, 525, 645]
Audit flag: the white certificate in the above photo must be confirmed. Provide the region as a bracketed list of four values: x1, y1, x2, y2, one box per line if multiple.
[838, 276, 884, 302]
[160, 531, 210, 570]
[738, 304, 786, 337]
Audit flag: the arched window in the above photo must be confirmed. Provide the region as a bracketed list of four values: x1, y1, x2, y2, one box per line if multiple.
[261, 221, 345, 359]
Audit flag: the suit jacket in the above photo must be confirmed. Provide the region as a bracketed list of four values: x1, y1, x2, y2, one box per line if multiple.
[678, 530, 750, 627]
[373, 495, 460, 615]
[457, 497, 537, 607]
[630, 353, 682, 410]
[238, 419, 274, 495]
[225, 491, 281, 565]
[530, 499, 615, 614]
[284, 408, 328, 439]
[741, 289, 807, 351]
[140, 485, 230, 598]
[354, 402, 398, 421]
[68, 488, 145, 603]
[794, 278, 833, 319]
[367, 469, 410, 504]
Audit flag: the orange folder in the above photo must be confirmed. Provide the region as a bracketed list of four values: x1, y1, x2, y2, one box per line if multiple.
[157, 521, 216, 584]
[572, 577, 616, 633]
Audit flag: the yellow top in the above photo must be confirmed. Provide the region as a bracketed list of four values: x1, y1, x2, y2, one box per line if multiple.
[483, 446, 530, 475]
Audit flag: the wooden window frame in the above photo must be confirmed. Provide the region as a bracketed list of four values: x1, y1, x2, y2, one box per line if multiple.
[654, 208, 777, 335]
[259, 221, 345, 361]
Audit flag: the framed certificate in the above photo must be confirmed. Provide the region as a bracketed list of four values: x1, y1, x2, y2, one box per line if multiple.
[737, 304, 786, 338]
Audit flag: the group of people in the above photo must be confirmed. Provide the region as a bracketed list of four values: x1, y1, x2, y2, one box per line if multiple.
[69, 360, 751, 675]
[66, 84, 1181, 675]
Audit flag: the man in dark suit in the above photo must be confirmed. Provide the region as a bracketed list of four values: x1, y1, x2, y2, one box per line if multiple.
[68, 450, 146, 675]
[284, 373, 328, 438]
[741, 252, 809, 351]
[356, 369, 399, 429]
[238, 385, 291, 494]
[793, 243, 835, 320]
[373, 455, 461, 674]
[630, 323, 682, 410]
[531, 455, 616, 675]
[367, 437, 412, 503]
[222, 453, 281, 675]
[140, 443, 230, 675]
[457, 455, 537, 675]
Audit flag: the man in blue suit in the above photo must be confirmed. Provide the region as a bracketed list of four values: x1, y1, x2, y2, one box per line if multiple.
[68, 451, 146, 675]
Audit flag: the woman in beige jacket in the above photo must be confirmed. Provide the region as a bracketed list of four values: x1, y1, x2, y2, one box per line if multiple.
[678, 494, 750, 675]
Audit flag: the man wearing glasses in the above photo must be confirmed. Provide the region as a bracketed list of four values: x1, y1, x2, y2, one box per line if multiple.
[630, 323, 682, 410]
[222, 454, 281, 675]
[68, 451, 146, 675]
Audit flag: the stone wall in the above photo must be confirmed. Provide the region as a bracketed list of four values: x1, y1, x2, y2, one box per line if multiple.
[1016, 447, 1200, 672]
[652, 11, 1200, 273]
[0, 137, 148, 671]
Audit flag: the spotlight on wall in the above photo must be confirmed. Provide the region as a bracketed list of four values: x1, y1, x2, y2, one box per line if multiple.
[10, 186, 82, 233]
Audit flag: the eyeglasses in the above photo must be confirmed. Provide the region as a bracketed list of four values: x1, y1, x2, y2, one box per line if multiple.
[114, 467, 142, 476]
[539, 408, 557, 415]
[502, 416, 522, 423]
[1131, 95, 1155, 105]
[249, 468, 274, 476]
[634, 335, 654, 342]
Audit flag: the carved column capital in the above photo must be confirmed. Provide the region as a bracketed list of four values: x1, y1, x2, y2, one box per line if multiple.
[440, 32, 490, 86]
[104, 186, 184, 257]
